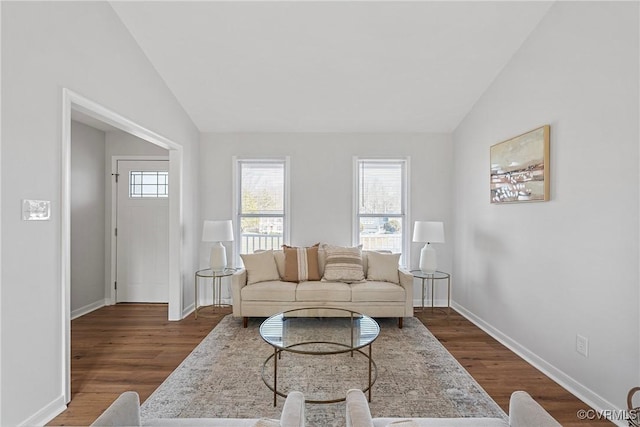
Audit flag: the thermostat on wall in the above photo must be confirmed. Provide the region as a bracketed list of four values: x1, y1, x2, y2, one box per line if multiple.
[22, 199, 51, 221]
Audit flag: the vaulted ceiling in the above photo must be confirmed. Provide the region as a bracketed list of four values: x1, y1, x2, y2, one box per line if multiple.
[110, 1, 553, 133]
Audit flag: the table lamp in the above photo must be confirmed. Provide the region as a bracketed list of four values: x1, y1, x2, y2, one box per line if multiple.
[202, 220, 234, 271]
[412, 221, 445, 273]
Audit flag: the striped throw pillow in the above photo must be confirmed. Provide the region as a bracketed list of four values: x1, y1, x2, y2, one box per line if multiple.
[321, 244, 365, 283]
[282, 244, 320, 282]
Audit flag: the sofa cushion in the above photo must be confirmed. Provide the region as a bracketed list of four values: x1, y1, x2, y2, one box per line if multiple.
[282, 244, 321, 282]
[240, 251, 281, 285]
[296, 281, 352, 302]
[366, 252, 400, 284]
[321, 244, 365, 283]
[351, 281, 405, 302]
[241, 280, 296, 302]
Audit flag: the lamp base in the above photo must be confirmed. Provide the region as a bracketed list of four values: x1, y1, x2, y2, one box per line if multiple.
[419, 243, 437, 273]
[210, 242, 227, 272]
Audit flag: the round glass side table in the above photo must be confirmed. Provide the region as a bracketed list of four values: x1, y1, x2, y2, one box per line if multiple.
[194, 267, 236, 319]
[409, 270, 451, 314]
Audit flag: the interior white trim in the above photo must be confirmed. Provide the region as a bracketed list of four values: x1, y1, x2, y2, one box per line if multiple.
[0, 5, 3, 420]
[17, 394, 66, 427]
[451, 301, 626, 427]
[412, 298, 450, 309]
[70, 299, 109, 321]
[183, 303, 195, 319]
[61, 88, 185, 404]
[638, 1, 640, 405]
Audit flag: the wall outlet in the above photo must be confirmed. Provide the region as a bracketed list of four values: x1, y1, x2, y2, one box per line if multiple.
[576, 334, 589, 357]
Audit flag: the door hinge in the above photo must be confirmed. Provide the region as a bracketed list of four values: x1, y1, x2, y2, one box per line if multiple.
[114, 227, 118, 237]
[114, 281, 117, 290]
[112, 173, 119, 183]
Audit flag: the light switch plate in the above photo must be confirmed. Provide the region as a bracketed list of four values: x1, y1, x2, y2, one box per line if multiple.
[22, 199, 51, 221]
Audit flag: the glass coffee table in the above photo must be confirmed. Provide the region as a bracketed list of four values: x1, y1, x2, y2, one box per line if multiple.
[259, 308, 380, 406]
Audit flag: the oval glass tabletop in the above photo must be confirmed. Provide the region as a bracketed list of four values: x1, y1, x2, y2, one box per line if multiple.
[259, 307, 380, 354]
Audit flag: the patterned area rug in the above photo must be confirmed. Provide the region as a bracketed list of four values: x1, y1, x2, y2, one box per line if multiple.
[141, 315, 506, 426]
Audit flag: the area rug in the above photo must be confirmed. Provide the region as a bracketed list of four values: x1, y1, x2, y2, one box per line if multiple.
[141, 315, 506, 426]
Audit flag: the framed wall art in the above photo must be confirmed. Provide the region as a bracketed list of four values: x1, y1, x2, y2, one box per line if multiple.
[490, 125, 550, 204]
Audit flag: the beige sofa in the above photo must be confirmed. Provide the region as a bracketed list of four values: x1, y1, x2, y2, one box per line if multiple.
[345, 389, 562, 427]
[231, 246, 414, 328]
[91, 390, 305, 427]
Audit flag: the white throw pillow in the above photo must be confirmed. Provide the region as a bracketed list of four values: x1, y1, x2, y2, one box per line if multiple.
[240, 251, 281, 285]
[366, 251, 400, 284]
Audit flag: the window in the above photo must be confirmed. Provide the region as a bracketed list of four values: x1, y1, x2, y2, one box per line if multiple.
[129, 171, 168, 198]
[235, 158, 289, 259]
[354, 158, 408, 264]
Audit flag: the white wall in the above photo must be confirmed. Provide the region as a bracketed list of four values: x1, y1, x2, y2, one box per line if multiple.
[70, 121, 106, 317]
[1, 2, 199, 426]
[199, 133, 454, 303]
[106, 129, 169, 158]
[452, 1, 639, 414]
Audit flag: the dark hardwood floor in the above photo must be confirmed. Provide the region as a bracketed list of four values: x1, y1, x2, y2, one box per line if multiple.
[48, 304, 611, 426]
[413, 308, 611, 427]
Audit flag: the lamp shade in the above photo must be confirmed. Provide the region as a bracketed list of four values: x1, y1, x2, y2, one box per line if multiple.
[202, 220, 234, 242]
[412, 221, 445, 243]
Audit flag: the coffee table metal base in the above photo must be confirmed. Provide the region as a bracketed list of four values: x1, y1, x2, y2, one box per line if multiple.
[261, 341, 377, 406]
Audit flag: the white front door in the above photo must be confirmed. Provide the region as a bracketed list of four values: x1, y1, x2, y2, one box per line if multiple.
[116, 160, 169, 302]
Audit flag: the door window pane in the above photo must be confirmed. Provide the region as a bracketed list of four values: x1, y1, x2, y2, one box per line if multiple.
[129, 171, 168, 198]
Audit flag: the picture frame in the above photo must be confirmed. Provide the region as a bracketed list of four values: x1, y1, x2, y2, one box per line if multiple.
[490, 125, 550, 204]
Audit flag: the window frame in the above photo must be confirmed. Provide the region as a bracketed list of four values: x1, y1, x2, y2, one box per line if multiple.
[232, 157, 290, 266]
[353, 157, 410, 266]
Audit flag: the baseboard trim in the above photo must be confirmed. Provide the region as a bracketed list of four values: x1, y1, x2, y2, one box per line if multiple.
[19, 394, 66, 427]
[182, 302, 195, 319]
[70, 299, 108, 320]
[412, 298, 450, 309]
[451, 302, 626, 427]
[184, 299, 234, 319]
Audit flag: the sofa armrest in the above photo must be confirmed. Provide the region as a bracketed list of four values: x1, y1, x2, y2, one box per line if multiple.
[231, 269, 248, 318]
[345, 389, 374, 427]
[398, 268, 415, 317]
[281, 390, 306, 427]
[509, 391, 561, 427]
[91, 391, 141, 426]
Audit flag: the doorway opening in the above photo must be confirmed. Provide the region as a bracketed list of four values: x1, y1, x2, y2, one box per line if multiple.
[61, 89, 184, 403]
